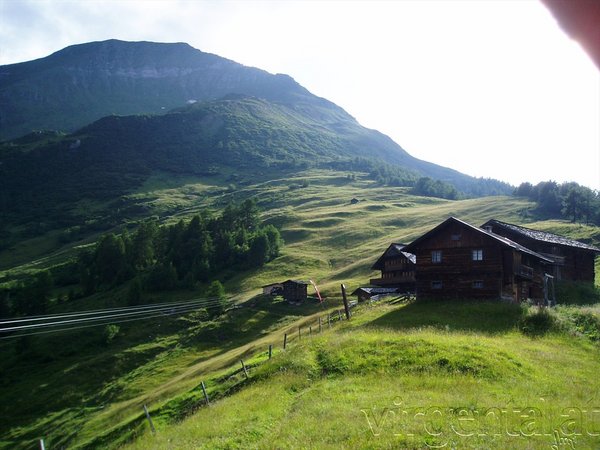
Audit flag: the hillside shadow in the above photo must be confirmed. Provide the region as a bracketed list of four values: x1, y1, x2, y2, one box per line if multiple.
[180, 294, 327, 356]
[366, 299, 526, 335]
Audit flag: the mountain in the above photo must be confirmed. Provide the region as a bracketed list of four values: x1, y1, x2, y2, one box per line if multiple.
[0, 39, 350, 141]
[0, 40, 511, 233]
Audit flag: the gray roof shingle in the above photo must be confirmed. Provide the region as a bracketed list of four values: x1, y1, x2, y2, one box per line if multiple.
[483, 219, 600, 253]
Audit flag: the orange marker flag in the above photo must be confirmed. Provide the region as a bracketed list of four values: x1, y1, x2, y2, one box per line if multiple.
[309, 279, 323, 303]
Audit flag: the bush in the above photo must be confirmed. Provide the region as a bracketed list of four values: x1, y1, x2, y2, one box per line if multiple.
[555, 281, 600, 305]
[571, 312, 600, 341]
[519, 307, 556, 336]
[555, 306, 600, 342]
[103, 324, 120, 344]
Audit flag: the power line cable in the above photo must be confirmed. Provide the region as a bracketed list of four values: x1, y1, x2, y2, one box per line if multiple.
[0, 305, 210, 339]
[1, 301, 223, 332]
[0, 297, 228, 325]
[0, 298, 234, 338]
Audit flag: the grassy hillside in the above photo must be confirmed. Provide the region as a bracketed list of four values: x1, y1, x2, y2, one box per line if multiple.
[1, 170, 598, 449]
[124, 301, 600, 450]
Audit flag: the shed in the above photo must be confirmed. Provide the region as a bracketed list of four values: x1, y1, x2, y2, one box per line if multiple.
[262, 282, 283, 296]
[351, 287, 400, 302]
[282, 279, 309, 303]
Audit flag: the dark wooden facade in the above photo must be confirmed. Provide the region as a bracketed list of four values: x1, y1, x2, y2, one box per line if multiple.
[482, 220, 600, 284]
[262, 283, 283, 295]
[403, 217, 552, 301]
[282, 280, 308, 303]
[370, 243, 416, 291]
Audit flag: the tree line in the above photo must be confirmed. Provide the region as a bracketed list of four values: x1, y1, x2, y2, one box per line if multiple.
[410, 177, 459, 200]
[79, 199, 282, 293]
[0, 200, 282, 318]
[514, 180, 600, 224]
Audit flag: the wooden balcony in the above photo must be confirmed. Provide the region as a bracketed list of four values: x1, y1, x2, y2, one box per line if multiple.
[515, 264, 534, 279]
[370, 275, 415, 286]
[383, 262, 411, 271]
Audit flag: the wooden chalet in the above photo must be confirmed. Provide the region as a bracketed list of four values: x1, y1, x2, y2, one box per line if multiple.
[282, 280, 308, 303]
[482, 219, 600, 284]
[402, 217, 553, 302]
[370, 243, 416, 292]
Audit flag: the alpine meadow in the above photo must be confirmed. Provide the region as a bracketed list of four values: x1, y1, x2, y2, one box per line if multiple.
[0, 39, 599, 450]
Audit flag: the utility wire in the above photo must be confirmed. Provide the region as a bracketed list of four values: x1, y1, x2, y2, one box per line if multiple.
[1, 298, 226, 329]
[1, 301, 224, 332]
[0, 306, 211, 339]
[0, 297, 228, 324]
[0, 298, 235, 339]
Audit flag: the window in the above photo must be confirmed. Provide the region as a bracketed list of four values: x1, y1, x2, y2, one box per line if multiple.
[431, 281, 443, 289]
[472, 249, 483, 261]
[451, 234, 461, 241]
[431, 250, 442, 263]
[472, 280, 483, 289]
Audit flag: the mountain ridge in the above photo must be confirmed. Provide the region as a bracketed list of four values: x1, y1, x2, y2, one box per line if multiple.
[0, 39, 349, 140]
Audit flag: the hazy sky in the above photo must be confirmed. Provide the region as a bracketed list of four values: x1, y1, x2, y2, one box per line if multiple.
[1, 0, 599, 189]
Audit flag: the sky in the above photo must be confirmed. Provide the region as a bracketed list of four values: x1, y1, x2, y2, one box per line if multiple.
[1, 0, 599, 190]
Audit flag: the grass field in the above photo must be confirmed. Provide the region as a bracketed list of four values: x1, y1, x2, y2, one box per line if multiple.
[1, 169, 599, 449]
[123, 300, 600, 450]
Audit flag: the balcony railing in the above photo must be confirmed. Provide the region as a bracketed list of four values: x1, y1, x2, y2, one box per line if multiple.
[370, 275, 415, 286]
[515, 265, 534, 279]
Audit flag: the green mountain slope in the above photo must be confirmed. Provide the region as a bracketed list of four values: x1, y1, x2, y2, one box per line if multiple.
[0, 95, 510, 233]
[0, 39, 347, 140]
[0, 41, 511, 222]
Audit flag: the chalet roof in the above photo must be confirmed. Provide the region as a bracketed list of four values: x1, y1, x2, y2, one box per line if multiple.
[351, 287, 399, 296]
[482, 219, 600, 253]
[261, 282, 283, 288]
[371, 243, 416, 270]
[403, 217, 554, 263]
[282, 279, 309, 285]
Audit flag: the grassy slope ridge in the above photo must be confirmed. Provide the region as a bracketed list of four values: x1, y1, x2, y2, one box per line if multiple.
[125, 301, 600, 450]
[1, 171, 598, 449]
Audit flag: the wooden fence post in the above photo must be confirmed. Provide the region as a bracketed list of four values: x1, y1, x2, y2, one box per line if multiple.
[201, 381, 210, 406]
[283, 333, 288, 349]
[143, 404, 156, 434]
[241, 359, 249, 379]
[309, 326, 312, 336]
[39, 439, 45, 450]
[298, 327, 301, 340]
[341, 284, 351, 320]
[338, 310, 342, 321]
[268, 344, 273, 359]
